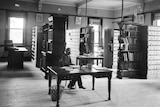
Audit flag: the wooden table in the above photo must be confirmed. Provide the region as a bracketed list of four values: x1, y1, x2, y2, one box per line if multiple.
[8, 47, 28, 68]
[47, 66, 112, 107]
[76, 55, 104, 66]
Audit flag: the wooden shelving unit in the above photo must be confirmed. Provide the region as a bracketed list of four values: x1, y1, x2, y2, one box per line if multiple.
[115, 22, 147, 78]
[31, 26, 43, 67]
[114, 22, 160, 79]
[79, 26, 94, 55]
[40, 24, 48, 73]
[40, 15, 66, 78]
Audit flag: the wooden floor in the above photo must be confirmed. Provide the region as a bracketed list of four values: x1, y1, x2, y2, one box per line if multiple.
[0, 62, 160, 107]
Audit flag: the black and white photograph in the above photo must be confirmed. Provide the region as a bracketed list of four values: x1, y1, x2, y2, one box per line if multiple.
[0, 0, 159, 107]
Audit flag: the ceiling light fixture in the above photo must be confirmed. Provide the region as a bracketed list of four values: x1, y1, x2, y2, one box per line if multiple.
[15, 3, 20, 7]
[58, 7, 62, 11]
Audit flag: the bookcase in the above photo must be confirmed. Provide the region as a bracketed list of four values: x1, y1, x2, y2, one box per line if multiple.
[31, 26, 43, 67]
[79, 26, 94, 55]
[104, 29, 113, 68]
[47, 15, 66, 65]
[40, 24, 48, 73]
[116, 23, 145, 78]
[114, 23, 160, 79]
[40, 15, 66, 78]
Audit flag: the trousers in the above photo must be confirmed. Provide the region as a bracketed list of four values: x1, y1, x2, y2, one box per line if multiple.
[68, 75, 83, 87]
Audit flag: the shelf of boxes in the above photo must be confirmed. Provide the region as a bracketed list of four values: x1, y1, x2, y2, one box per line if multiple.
[112, 30, 120, 69]
[147, 26, 160, 79]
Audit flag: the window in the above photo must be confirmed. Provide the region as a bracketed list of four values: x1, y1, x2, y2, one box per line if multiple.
[157, 20, 160, 26]
[153, 13, 160, 26]
[9, 17, 24, 44]
[91, 24, 100, 44]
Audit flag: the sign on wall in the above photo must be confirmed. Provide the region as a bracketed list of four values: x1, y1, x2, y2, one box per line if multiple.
[36, 13, 43, 23]
[138, 15, 144, 24]
[75, 16, 82, 25]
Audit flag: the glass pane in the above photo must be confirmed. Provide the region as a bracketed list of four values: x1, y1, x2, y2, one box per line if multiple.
[92, 25, 99, 44]
[9, 29, 23, 43]
[10, 17, 24, 29]
[157, 20, 160, 26]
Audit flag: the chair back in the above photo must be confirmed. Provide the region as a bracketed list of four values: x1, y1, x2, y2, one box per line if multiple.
[4, 40, 13, 51]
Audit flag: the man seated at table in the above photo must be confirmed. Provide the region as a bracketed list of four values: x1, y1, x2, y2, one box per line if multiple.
[60, 48, 86, 89]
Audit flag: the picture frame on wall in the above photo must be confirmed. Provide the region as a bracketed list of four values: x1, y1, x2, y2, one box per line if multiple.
[138, 14, 144, 24]
[75, 16, 82, 25]
[36, 13, 43, 22]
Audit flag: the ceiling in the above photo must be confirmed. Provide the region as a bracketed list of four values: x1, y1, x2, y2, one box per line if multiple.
[19, 0, 154, 10]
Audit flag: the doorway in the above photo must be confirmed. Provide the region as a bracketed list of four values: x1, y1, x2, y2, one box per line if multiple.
[88, 18, 103, 66]
[88, 18, 103, 57]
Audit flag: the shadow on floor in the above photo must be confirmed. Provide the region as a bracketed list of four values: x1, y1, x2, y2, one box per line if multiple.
[140, 81, 160, 91]
[0, 63, 35, 78]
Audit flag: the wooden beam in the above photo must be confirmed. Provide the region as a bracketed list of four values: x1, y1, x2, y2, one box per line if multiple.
[126, 0, 143, 3]
[113, 0, 143, 4]
[76, 0, 93, 7]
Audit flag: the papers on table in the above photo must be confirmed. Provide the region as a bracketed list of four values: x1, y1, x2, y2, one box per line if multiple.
[61, 66, 80, 73]
[92, 65, 106, 70]
[69, 65, 80, 69]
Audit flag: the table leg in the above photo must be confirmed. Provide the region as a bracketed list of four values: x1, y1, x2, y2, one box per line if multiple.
[56, 77, 60, 107]
[48, 71, 52, 95]
[92, 75, 95, 90]
[108, 77, 111, 100]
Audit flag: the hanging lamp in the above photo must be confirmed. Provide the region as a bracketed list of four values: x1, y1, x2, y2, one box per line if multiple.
[85, 0, 88, 27]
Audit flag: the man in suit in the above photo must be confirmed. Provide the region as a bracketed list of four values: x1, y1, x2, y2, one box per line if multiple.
[60, 48, 86, 89]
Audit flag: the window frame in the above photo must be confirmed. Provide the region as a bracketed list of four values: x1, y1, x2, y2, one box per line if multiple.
[88, 17, 103, 47]
[7, 12, 26, 46]
[8, 17, 24, 44]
